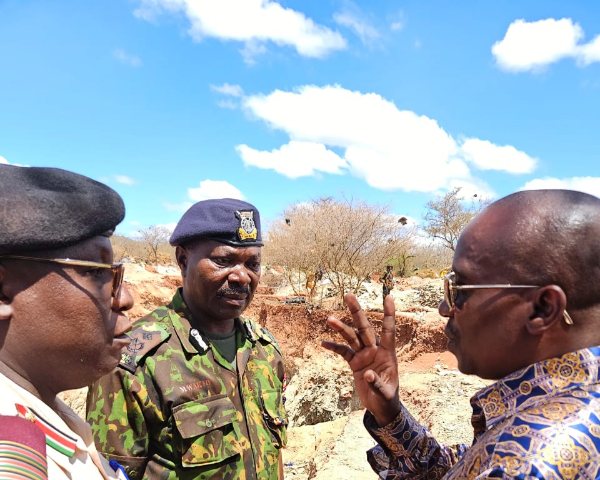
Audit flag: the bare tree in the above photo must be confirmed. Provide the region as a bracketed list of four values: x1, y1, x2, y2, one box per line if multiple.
[423, 187, 491, 251]
[408, 243, 454, 274]
[138, 225, 171, 264]
[394, 253, 415, 278]
[264, 197, 416, 307]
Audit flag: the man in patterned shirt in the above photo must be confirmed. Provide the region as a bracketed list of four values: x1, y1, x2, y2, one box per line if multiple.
[87, 198, 286, 480]
[324, 189, 600, 479]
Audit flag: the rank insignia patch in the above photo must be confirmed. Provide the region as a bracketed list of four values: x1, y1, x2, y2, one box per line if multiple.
[235, 210, 258, 241]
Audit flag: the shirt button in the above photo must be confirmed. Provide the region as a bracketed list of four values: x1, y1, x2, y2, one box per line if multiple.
[206, 420, 213, 428]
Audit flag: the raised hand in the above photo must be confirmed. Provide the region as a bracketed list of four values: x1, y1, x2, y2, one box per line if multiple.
[322, 293, 401, 427]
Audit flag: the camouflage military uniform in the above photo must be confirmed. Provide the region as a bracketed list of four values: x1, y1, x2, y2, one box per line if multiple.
[382, 270, 394, 298]
[87, 289, 287, 480]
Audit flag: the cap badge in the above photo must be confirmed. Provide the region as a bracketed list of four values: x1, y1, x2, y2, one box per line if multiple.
[235, 210, 258, 241]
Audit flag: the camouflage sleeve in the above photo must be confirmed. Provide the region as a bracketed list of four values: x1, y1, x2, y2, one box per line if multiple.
[87, 368, 152, 480]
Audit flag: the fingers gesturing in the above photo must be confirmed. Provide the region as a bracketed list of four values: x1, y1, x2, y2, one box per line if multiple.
[322, 293, 395, 355]
[321, 292, 402, 426]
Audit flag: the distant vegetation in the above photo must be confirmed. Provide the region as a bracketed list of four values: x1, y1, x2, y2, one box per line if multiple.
[111, 231, 175, 265]
[112, 190, 487, 291]
[423, 187, 491, 251]
[264, 196, 416, 305]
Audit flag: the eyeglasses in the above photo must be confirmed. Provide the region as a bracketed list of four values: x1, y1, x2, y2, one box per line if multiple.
[0, 255, 124, 299]
[443, 271, 574, 325]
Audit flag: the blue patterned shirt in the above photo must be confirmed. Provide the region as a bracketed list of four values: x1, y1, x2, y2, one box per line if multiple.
[365, 347, 600, 479]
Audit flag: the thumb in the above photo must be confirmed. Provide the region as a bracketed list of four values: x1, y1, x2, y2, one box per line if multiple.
[364, 370, 393, 398]
[364, 369, 402, 426]
[364, 370, 376, 383]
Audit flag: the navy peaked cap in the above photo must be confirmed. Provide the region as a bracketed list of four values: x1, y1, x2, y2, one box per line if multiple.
[170, 198, 263, 247]
[0, 164, 125, 254]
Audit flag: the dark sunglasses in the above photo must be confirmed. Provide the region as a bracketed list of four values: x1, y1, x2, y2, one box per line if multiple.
[443, 272, 573, 325]
[0, 255, 125, 299]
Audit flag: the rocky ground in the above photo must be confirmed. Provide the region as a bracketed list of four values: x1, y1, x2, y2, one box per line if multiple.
[60, 265, 490, 480]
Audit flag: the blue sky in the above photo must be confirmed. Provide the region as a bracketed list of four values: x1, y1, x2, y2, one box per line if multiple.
[1, 0, 599, 236]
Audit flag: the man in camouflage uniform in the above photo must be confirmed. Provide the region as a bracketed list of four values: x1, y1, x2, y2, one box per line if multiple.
[87, 199, 287, 480]
[381, 265, 394, 301]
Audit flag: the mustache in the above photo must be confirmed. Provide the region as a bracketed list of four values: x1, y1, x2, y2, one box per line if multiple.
[444, 324, 459, 340]
[217, 286, 251, 297]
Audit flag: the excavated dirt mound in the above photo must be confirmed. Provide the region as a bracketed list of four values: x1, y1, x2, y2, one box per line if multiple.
[250, 303, 448, 361]
[284, 357, 363, 427]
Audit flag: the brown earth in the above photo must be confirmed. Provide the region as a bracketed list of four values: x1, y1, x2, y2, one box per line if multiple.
[60, 266, 487, 480]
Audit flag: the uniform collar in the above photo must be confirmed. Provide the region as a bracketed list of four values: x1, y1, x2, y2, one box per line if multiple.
[168, 288, 202, 355]
[167, 288, 259, 355]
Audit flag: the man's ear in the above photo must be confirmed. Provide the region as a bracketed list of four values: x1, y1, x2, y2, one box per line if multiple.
[0, 265, 15, 321]
[175, 246, 188, 278]
[526, 285, 568, 335]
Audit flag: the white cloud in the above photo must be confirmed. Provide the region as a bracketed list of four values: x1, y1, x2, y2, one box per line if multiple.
[0, 156, 26, 167]
[520, 176, 600, 198]
[492, 18, 600, 72]
[113, 48, 143, 67]
[240, 40, 268, 65]
[216, 99, 239, 110]
[134, 0, 347, 61]
[164, 180, 245, 212]
[237, 141, 348, 178]
[578, 35, 600, 65]
[210, 83, 244, 97]
[333, 11, 380, 44]
[157, 222, 178, 233]
[444, 178, 496, 201]
[114, 175, 137, 185]
[188, 179, 245, 201]
[164, 201, 194, 212]
[460, 138, 537, 174]
[239, 84, 530, 193]
[389, 11, 404, 31]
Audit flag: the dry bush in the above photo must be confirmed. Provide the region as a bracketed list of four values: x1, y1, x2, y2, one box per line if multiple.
[111, 234, 175, 265]
[138, 225, 172, 264]
[260, 270, 286, 288]
[111, 235, 147, 261]
[423, 187, 491, 251]
[264, 197, 416, 307]
[408, 243, 454, 276]
[415, 268, 438, 279]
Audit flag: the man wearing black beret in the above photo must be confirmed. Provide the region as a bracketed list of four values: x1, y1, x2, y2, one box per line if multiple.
[88, 199, 287, 480]
[0, 164, 133, 479]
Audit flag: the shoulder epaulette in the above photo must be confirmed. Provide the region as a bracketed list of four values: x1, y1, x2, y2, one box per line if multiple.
[249, 319, 282, 354]
[119, 307, 172, 373]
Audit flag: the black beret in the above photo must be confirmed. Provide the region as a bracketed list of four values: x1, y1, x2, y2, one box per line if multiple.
[0, 164, 125, 254]
[170, 198, 263, 247]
